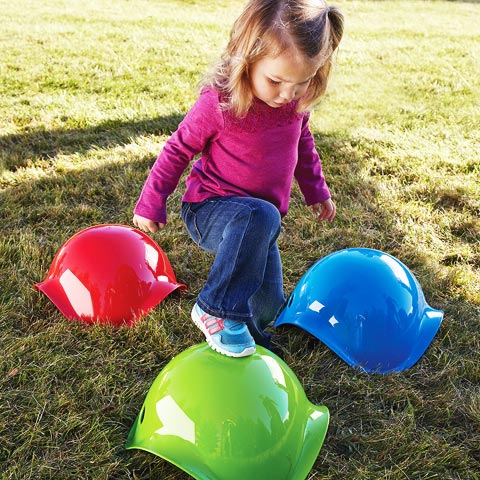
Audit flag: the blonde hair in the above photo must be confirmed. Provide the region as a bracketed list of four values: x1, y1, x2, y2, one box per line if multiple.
[202, 0, 344, 118]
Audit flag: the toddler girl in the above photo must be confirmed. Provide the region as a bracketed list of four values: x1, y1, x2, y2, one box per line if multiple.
[133, 0, 344, 357]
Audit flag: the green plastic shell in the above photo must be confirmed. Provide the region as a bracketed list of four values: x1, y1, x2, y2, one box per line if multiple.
[126, 343, 329, 480]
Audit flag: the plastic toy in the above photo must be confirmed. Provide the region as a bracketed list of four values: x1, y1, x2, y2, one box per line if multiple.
[35, 224, 186, 326]
[126, 343, 329, 480]
[275, 248, 443, 373]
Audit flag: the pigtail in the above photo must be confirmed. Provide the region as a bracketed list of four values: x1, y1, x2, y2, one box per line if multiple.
[295, 4, 344, 111]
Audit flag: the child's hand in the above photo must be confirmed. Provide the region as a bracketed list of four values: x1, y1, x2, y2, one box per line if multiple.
[311, 199, 336, 222]
[133, 214, 165, 233]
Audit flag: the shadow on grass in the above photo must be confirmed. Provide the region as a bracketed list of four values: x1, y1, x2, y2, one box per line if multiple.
[1, 119, 479, 479]
[0, 113, 185, 171]
[1, 121, 477, 347]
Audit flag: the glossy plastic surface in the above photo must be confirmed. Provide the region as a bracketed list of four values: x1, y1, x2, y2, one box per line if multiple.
[126, 343, 329, 480]
[275, 248, 443, 373]
[35, 224, 186, 326]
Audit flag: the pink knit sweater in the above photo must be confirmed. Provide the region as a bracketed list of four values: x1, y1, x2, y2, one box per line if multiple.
[134, 87, 331, 224]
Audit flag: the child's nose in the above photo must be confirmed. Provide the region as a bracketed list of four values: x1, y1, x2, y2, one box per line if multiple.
[280, 87, 296, 101]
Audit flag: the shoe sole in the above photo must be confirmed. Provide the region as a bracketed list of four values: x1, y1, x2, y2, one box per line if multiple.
[191, 307, 256, 358]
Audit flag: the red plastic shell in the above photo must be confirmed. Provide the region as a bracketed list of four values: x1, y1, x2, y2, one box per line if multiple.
[35, 224, 187, 326]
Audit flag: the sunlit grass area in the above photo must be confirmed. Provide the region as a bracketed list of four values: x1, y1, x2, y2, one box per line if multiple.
[1, 0, 479, 479]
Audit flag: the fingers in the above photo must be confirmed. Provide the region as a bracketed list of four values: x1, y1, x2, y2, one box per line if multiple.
[313, 200, 336, 223]
[143, 222, 160, 233]
[132, 215, 164, 233]
[320, 204, 336, 222]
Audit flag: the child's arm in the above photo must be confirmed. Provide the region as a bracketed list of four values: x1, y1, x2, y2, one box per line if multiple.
[295, 113, 334, 221]
[133, 88, 223, 227]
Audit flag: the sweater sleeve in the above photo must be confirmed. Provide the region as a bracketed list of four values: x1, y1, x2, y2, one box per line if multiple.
[134, 89, 223, 224]
[294, 112, 331, 205]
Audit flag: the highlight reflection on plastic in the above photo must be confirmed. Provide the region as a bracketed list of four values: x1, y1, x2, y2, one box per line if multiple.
[35, 224, 186, 326]
[275, 248, 444, 373]
[126, 343, 329, 480]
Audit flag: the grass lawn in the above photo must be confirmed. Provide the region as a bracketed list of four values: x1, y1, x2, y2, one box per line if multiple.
[1, 0, 479, 479]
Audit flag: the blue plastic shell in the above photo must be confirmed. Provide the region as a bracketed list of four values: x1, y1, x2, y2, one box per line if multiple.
[275, 248, 443, 373]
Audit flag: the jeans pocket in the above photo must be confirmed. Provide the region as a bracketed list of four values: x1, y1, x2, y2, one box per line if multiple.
[181, 202, 201, 244]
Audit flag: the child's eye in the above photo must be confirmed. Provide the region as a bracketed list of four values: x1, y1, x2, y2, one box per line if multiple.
[268, 78, 281, 85]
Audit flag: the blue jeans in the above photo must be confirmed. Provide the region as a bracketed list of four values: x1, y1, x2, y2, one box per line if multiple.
[181, 197, 286, 347]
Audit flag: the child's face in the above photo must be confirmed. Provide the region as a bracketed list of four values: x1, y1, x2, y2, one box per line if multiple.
[249, 50, 321, 108]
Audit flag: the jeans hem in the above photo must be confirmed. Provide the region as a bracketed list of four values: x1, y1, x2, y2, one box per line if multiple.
[196, 296, 254, 322]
